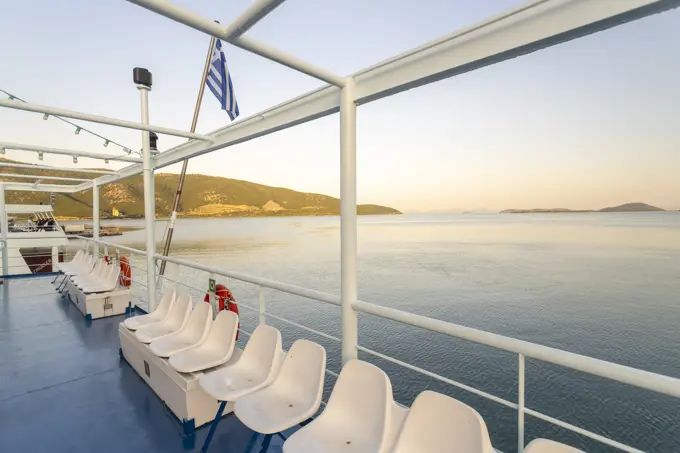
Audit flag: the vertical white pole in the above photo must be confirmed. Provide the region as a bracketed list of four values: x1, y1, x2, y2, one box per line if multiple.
[92, 182, 100, 258]
[51, 246, 59, 272]
[138, 84, 157, 312]
[518, 353, 525, 453]
[340, 77, 358, 365]
[0, 184, 8, 276]
[258, 286, 266, 325]
[208, 272, 217, 316]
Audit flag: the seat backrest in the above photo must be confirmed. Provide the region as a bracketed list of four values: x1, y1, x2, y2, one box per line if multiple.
[179, 301, 213, 343]
[71, 250, 84, 263]
[78, 255, 95, 273]
[392, 391, 493, 453]
[87, 260, 106, 279]
[525, 439, 585, 453]
[271, 339, 326, 407]
[166, 294, 192, 331]
[105, 265, 119, 288]
[204, 309, 238, 355]
[156, 287, 176, 318]
[238, 324, 282, 381]
[323, 360, 393, 451]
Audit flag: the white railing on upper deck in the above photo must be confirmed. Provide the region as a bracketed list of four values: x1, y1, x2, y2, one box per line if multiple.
[69, 236, 680, 453]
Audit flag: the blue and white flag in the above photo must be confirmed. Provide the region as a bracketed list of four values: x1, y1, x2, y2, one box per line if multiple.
[207, 39, 240, 121]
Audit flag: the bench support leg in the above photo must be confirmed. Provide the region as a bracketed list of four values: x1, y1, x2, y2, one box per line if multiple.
[200, 400, 227, 453]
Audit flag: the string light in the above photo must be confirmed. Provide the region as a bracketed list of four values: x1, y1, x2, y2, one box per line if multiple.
[2, 89, 138, 158]
[38, 152, 44, 161]
[72, 156, 78, 164]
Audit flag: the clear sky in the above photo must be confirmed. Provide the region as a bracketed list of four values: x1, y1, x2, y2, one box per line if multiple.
[1, 0, 679, 212]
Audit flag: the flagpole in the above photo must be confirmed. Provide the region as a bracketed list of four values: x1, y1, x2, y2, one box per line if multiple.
[158, 35, 216, 277]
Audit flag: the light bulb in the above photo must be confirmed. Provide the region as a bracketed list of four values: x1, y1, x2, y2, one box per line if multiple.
[43, 114, 49, 120]
[0, 147, 5, 155]
[38, 152, 44, 161]
[75, 127, 81, 135]
[8, 95, 14, 100]
[103, 140, 109, 147]
[104, 159, 109, 164]
[73, 156, 78, 164]
[124, 148, 131, 155]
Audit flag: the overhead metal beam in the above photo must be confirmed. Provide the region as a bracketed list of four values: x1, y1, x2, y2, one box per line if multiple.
[0, 162, 116, 175]
[351, 0, 680, 104]
[0, 142, 142, 163]
[0, 99, 214, 142]
[95, 0, 679, 187]
[125, 0, 345, 87]
[0, 173, 92, 182]
[223, 0, 286, 41]
[3, 182, 81, 193]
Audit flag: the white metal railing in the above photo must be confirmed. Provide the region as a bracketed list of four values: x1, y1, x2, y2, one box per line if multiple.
[67, 236, 679, 453]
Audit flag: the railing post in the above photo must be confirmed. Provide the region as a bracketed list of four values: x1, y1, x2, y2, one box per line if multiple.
[92, 181, 100, 258]
[518, 353, 525, 453]
[137, 70, 157, 312]
[339, 77, 358, 365]
[0, 183, 8, 276]
[51, 246, 59, 272]
[258, 285, 266, 325]
[208, 272, 217, 316]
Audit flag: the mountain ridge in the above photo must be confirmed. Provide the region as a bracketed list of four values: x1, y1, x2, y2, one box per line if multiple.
[0, 159, 401, 218]
[500, 202, 665, 214]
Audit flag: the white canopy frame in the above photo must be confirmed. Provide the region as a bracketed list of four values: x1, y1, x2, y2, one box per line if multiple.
[1, 0, 677, 413]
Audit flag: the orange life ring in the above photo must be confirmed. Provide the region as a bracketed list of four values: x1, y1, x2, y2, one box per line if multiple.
[119, 257, 132, 287]
[204, 284, 239, 340]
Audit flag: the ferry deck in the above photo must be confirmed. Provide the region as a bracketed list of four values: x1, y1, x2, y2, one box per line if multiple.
[0, 276, 281, 453]
[1, 1, 680, 452]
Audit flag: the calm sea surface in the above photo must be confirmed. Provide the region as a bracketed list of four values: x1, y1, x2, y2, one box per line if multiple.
[99, 213, 680, 452]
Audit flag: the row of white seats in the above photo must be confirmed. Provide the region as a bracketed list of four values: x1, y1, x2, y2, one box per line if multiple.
[191, 322, 584, 453]
[124, 288, 239, 373]
[59, 250, 119, 293]
[123, 286, 584, 453]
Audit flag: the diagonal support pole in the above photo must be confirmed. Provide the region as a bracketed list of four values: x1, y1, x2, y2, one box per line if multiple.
[200, 400, 227, 453]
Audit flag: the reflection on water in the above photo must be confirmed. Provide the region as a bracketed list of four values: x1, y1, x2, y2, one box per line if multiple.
[102, 213, 680, 452]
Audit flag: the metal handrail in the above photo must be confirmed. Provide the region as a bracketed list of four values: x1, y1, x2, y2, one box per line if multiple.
[73, 237, 680, 453]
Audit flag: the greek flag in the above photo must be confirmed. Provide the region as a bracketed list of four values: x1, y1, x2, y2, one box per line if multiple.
[207, 39, 239, 121]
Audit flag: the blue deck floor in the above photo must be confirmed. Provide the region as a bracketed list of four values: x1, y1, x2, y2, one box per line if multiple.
[0, 276, 282, 453]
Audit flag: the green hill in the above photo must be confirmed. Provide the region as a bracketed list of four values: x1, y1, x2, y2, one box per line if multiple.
[598, 202, 665, 212]
[0, 159, 401, 218]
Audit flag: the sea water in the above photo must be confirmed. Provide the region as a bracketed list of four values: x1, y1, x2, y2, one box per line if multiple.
[103, 213, 680, 452]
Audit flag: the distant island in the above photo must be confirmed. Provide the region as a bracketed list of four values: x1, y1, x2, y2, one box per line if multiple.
[500, 203, 666, 214]
[0, 158, 401, 219]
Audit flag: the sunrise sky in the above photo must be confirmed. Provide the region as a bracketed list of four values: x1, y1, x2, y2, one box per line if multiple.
[2, 0, 679, 212]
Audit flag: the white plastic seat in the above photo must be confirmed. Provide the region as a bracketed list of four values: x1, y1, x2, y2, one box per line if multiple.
[283, 359, 393, 453]
[135, 294, 192, 344]
[234, 339, 326, 434]
[525, 439, 585, 453]
[71, 259, 105, 285]
[199, 324, 283, 401]
[169, 309, 238, 373]
[65, 255, 95, 277]
[58, 250, 84, 273]
[391, 391, 494, 453]
[73, 260, 109, 287]
[149, 301, 213, 358]
[80, 265, 118, 293]
[124, 288, 176, 331]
